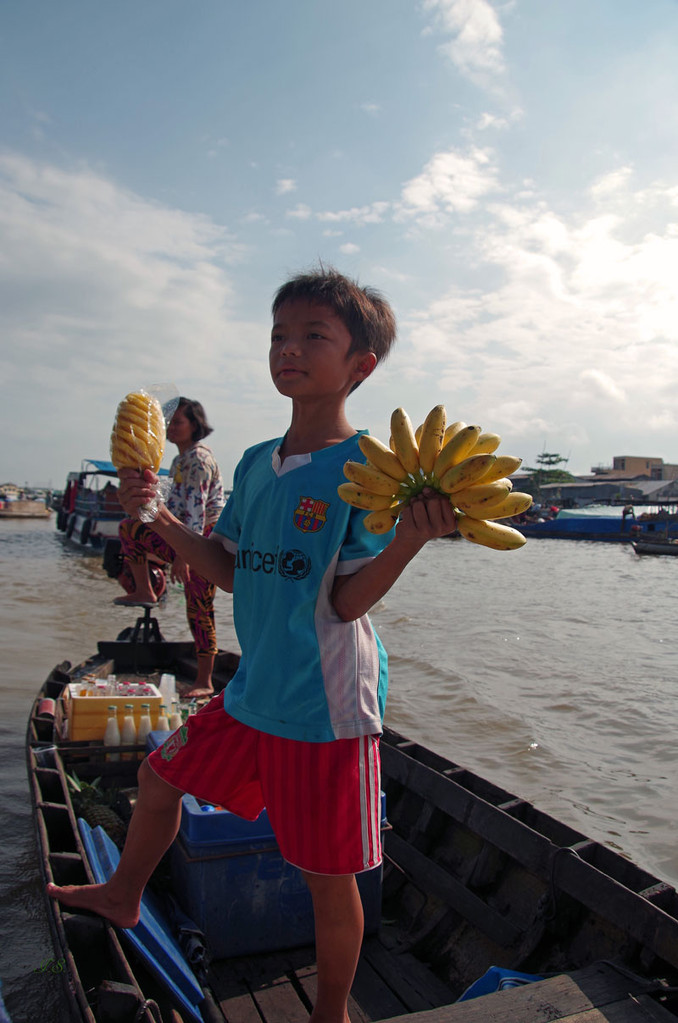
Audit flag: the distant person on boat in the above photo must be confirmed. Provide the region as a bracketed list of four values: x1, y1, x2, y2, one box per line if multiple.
[113, 397, 225, 699]
[48, 266, 456, 1023]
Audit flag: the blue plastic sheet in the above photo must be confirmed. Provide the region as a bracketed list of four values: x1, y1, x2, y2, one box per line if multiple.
[77, 819, 205, 1023]
[457, 965, 544, 1002]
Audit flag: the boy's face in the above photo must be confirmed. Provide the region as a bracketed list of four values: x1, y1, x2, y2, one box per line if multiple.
[270, 299, 375, 400]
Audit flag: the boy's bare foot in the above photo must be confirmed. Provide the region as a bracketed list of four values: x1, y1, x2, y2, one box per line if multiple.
[113, 594, 157, 606]
[46, 881, 141, 930]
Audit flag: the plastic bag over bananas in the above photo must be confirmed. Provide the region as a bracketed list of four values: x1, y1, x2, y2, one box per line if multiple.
[110, 389, 167, 523]
[337, 405, 531, 550]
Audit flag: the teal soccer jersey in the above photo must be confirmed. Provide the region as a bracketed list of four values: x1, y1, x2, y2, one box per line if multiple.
[211, 433, 393, 742]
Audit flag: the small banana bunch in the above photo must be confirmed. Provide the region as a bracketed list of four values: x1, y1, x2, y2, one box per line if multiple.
[110, 390, 166, 473]
[337, 405, 531, 550]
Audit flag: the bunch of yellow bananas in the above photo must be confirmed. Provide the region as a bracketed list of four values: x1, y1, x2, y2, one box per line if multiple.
[337, 405, 531, 550]
[110, 390, 166, 473]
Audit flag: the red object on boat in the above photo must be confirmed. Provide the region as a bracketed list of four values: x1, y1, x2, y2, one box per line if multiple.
[37, 698, 56, 718]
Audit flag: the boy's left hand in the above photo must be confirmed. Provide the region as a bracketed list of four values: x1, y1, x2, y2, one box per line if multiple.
[333, 490, 457, 622]
[396, 488, 457, 544]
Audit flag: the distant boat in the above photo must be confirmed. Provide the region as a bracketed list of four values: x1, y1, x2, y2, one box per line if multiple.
[0, 498, 51, 519]
[631, 538, 678, 556]
[55, 459, 168, 549]
[515, 505, 678, 543]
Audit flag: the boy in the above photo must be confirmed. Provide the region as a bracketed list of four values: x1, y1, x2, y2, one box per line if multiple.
[48, 268, 457, 1023]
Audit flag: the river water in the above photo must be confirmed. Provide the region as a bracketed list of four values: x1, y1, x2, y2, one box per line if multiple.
[2, 517, 677, 1021]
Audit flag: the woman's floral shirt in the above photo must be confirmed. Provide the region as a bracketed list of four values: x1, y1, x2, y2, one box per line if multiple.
[166, 443, 225, 535]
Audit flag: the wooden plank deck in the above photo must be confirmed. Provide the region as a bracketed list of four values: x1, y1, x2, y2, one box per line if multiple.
[207, 933, 458, 1022]
[208, 952, 676, 1022]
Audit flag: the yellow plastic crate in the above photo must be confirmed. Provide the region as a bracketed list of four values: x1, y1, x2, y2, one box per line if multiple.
[64, 682, 163, 742]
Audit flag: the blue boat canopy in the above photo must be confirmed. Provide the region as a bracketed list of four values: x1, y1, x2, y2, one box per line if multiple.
[81, 459, 169, 476]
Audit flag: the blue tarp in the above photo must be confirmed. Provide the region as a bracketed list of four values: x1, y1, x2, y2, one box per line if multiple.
[457, 966, 544, 1002]
[77, 820, 204, 1022]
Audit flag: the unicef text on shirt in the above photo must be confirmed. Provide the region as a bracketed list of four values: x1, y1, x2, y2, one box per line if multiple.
[235, 547, 312, 581]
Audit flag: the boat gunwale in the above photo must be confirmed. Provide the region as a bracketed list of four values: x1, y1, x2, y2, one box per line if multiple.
[26, 653, 678, 1022]
[28, 741, 159, 1023]
[381, 728, 678, 972]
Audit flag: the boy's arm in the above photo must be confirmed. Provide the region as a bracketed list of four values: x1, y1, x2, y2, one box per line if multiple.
[118, 469, 235, 592]
[332, 491, 456, 621]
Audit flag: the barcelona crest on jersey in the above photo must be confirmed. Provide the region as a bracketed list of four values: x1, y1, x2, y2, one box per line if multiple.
[294, 496, 329, 533]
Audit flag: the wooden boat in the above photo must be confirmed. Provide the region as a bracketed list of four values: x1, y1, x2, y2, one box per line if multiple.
[55, 460, 127, 549]
[27, 627, 678, 1022]
[631, 538, 678, 556]
[55, 460, 168, 550]
[0, 498, 51, 519]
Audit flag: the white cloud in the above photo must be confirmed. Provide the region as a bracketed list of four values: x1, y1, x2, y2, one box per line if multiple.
[590, 166, 634, 199]
[579, 369, 626, 403]
[421, 0, 506, 82]
[316, 201, 390, 225]
[475, 107, 523, 132]
[372, 265, 414, 284]
[285, 203, 312, 220]
[400, 168, 678, 464]
[0, 153, 273, 484]
[339, 242, 360, 254]
[275, 178, 297, 195]
[476, 111, 508, 131]
[282, 146, 500, 231]
[396, 146, 500, 220]
[649, 409, 678, 430]
[360, 102, 382, 115]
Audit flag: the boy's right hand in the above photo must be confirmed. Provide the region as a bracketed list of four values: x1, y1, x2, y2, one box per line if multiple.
[396, 488, 457, 546]
[117, 467, 159, 519]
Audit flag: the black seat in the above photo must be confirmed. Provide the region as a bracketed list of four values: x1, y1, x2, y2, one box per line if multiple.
[129, 605, 163, 645]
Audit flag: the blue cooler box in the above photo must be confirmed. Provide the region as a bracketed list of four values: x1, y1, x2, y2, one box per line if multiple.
[147, 729, 388, 959]
[170, 794, 388, 958]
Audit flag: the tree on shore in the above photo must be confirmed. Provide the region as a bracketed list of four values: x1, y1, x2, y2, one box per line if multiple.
[523, 453, 575, 499]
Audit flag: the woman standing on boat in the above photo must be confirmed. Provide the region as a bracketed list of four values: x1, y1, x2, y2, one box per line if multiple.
[114, 397, 225, 698]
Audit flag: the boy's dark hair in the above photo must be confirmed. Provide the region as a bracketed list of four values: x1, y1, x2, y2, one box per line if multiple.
[272, 266, 397, 366]
[176, 397, 214, 442]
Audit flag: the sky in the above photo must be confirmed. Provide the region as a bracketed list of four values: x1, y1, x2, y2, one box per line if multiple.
[2, 0, 678, 488]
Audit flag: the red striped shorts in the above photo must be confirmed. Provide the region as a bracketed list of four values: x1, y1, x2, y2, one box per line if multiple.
[147, 692, 382, 876]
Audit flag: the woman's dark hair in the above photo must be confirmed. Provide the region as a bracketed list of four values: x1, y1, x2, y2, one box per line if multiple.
[176, 397, 213, 442]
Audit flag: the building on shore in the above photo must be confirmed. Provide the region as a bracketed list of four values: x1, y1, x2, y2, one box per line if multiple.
[531, 455, 678, 508]
[591, 456, 678, 481]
